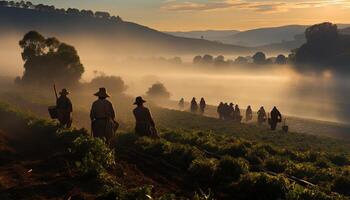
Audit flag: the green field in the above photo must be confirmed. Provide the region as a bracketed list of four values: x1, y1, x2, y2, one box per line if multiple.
[0, 88, 350, 199]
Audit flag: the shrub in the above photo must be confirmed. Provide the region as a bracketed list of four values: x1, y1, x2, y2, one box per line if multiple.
[136, 137, 168, 157]
[71, 136, 115, 177]
[264, 157, 288, 173]
[164, 144, 204, 169]
[188, 158, 217, 184]
[236, 172, 289, 200]
[220, 142, 248, 157]
[332, 176, 350, 196]
[327, 154, 349, 166]
[215, 156, 249, 181]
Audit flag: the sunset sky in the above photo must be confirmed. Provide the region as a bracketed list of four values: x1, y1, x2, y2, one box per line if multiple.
[28, 0, 350, 31]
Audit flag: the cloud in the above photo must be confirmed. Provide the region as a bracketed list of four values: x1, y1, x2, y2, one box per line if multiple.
[161, 0, 350, 13]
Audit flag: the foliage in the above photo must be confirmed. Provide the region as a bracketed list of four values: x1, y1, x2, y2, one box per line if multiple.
[71, 136, 115, 177]
[294, 22, 350, 71]
[89, 74, 128, 94]
[252, 52, 267, 64]
[146, 82, 171, 100]
[235, 172, 290, 200]
[17, 31, 84, 86]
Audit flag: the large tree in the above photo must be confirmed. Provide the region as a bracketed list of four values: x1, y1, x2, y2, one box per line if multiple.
[295, 22, 340, 67]
[17, 31, 84, 86]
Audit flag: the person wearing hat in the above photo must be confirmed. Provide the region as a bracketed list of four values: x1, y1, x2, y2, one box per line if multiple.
[56, 88, 73, 128]
[90, 88, 116, 142]
[133, 96, 156, 137]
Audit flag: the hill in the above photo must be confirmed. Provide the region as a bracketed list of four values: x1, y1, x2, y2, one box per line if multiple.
[0, 6, 250, 55]
[168, 24, 350, 49]
[165, 29, 240, 41]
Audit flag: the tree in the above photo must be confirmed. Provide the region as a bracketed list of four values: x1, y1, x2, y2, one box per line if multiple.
[202, 54, 214, 64]
[89, 75, 127, 94]
[95, 11, 110, 19]
[234, 56, 248, 65]
[0, 1, 8, 7]
[275, 55, 287, 65]
[295, 22, 340, 66]
[193, 55, 202, 64]
[17, 31, 84, 86]
[81, 9, 94, 17]
[146, 82, 171, 99]
[252, 52, 266, 65]
[214, 55, 226, 66]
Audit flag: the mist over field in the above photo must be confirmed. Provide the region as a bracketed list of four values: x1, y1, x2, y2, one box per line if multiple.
[1, 32, 349, 124]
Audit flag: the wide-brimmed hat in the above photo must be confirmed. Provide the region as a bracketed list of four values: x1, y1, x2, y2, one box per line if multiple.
[94, 88, 110, 98]
[134, 96, 146, 105]
[59, 88, 69, 95]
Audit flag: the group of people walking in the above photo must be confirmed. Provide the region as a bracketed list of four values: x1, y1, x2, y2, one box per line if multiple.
[55, 89, 284, 145]
[178, 97, 283, 131]
[217, 102, 243, 122]
[179, 97, 207, 114]
[54, 87, 157, 144]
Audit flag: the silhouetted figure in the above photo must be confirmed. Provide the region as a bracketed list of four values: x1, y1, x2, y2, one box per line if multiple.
[246, 105, 253, 121]
[199, 98, 206, 114]
[223, 103, 229, 120]
[217, 102, 224, 120]
[56, 89, 72, 128]
[228, 103, 235, 120]
[269, 106, 282, 130]
[234, 105, 242, 122]
[257, 106, 267, 125]
[133, 96, 157, 137]
[190, 97, 198, 113]
[179, 98, 185, 110]
[90, 88, 117, 143]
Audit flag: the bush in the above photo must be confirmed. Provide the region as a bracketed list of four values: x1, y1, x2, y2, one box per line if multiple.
[220, 142, 248, 157]
[332, 176, 350, 196]
[72, 136, 115, 177]
[164, 143, 203, 169]
[327, 154, 349, 166]
[264, 157, 288, 173]
[236, 172, 289, 200]
[188, 158, 217, 184]
[89, 74, 128, 94]
[215, 156, 249, 181]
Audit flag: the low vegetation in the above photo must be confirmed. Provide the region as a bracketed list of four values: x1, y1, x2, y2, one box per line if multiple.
[1, 101, 349, 199]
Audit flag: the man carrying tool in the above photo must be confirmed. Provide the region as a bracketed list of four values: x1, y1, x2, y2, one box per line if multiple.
[56, 88, 73, 128]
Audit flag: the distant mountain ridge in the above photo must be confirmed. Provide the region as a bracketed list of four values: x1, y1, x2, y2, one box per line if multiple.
[167, 24, 350, 49]
[165, 30, 240, 41]
[0, 6, 250, 55]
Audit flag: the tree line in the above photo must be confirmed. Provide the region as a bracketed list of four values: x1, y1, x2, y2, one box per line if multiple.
[0, 0, 123, 22]
[193, 52, 289, 66]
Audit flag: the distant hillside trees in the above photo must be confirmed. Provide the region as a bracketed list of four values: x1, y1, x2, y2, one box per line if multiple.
[16, 31, 84, 86]
[89, 74, 127, 94]
[234, 56, 248, 65]
[275, 54, 287, 65]
[0, 0, 123, 22]
[293, 22, 350, 71]
[252, 52, 266, 65]
[146, 82, 171, 100]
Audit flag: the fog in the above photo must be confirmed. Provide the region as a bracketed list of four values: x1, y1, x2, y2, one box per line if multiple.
[1, 33, 349, 124]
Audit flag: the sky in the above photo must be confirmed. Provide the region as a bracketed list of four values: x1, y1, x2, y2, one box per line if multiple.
[27, 0, 350, 31]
